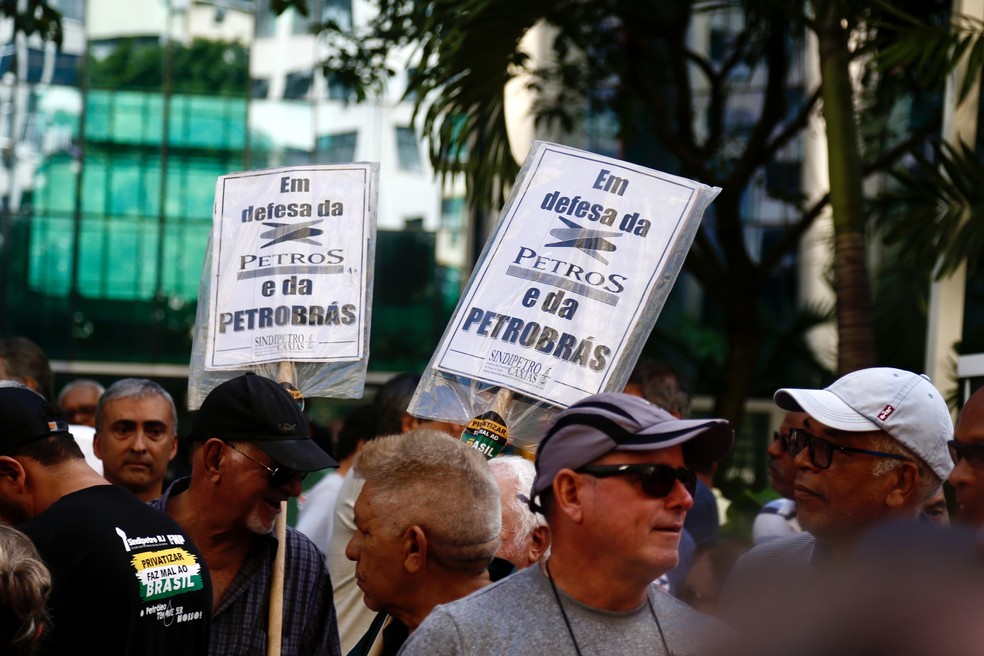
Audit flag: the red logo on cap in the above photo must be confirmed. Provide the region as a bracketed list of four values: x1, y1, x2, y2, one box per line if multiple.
[877, 405, 895, 421]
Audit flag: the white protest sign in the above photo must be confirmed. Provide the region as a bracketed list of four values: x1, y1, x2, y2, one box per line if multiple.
[204, 165, 373, 370]
[432, 142, 717, 408]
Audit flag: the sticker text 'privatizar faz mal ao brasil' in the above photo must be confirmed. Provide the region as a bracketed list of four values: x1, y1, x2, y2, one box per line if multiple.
[204, 165, 373, 370]
[434, 142, 715, 408]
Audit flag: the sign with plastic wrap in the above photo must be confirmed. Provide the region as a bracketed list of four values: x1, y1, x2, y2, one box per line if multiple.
[410, 141, 719, 446]
[204, 165, 373, 369]
[188, 163, 378, 408]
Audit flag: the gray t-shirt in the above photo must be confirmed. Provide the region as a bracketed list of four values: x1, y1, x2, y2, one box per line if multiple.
[399, 561, 726, 655]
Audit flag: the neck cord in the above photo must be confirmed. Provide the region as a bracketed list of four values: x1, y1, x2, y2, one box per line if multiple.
[545, 558, 583, 656]
[544, 558, 672, 656]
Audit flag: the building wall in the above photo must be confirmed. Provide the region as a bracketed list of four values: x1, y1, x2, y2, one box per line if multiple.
[0, 0, 465, 382]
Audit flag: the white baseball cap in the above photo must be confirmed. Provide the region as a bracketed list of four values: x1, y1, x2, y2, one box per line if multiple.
[774, 367, 953, 480]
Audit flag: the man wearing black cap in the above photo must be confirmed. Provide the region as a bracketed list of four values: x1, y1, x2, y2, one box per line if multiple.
[151, 372, 341, 656]
[401, 392, 734, 655]
[0, 383, 211, 654]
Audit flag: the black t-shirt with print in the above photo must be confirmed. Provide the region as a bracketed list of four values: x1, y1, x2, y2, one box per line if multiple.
[21, 484, 211, 655]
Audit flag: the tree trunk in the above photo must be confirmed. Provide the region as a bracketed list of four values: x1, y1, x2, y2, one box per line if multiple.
[814, 0, 876, 374]
[713, 302, 761, 435]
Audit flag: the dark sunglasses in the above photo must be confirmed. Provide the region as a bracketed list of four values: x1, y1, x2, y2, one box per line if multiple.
[576, 463, 697, 498]
[788, 428, 909, 470]
[223, 441, 307, 487]
[948, 440, 984, 467]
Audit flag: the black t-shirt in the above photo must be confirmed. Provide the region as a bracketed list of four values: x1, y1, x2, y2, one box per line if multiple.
[21, 485, 211, 655]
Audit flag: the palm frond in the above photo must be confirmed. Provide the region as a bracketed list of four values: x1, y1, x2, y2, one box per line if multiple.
[881, 140, 984, 279]
[874, 2, 984, 104]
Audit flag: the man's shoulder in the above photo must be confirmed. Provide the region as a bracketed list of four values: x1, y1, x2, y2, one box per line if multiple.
[652, 583, 718, 621]
[29, 484, 174, 530]
[401, 568, 548, 655]
[738, 531, 816, 567]
[651, 586, 734, 653]
[434, 565, 544, 617]
[720, 532, 817, 623]
[282, 525, 332, 595]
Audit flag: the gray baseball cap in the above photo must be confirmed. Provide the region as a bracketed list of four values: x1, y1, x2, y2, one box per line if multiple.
[530, 392, 734, 499]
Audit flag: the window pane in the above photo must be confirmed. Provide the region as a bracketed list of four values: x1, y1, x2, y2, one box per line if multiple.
[396, 126, 421, 171]
[316, 131, 357, 163]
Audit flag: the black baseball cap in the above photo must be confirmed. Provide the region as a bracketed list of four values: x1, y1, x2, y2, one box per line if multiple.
[0, 385, 72, 454]
[191, 373, 337, 472]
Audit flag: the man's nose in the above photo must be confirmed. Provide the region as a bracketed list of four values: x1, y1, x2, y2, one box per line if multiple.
[131, 432, 149, 452]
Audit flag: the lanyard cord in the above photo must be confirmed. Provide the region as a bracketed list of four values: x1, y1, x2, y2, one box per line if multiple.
[544, 558, 672, 656]
[545, 558, 584, 656]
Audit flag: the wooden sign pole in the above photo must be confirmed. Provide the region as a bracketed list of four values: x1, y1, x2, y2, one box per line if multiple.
[267, 361, 295, 656]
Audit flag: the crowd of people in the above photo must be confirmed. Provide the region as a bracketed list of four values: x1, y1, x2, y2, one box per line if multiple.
[0, 334, 982, 655]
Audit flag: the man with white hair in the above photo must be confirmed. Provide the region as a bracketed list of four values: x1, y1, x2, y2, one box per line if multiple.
[488, 455, 550, 572]
[401, 392, 734, 655]
[345, 428, 500, 654]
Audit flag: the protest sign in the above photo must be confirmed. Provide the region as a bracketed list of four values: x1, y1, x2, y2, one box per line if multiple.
[410, 141, 719, 447]
[188, 163, 378, 407]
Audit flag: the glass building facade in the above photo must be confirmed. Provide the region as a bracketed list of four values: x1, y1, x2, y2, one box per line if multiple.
[0, 0, 464, 389]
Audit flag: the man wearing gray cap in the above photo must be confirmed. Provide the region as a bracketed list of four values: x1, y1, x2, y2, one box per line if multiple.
[400, 392, 734, 655]
[151, 372, 341, 656]
[722, 367, 953, 631]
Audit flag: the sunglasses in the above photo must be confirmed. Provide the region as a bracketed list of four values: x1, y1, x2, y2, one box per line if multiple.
[576, 463, 697, 498]
[948, 440, 984, 467]
[788, 428, 909, 470]
[223, 441, 307, 487]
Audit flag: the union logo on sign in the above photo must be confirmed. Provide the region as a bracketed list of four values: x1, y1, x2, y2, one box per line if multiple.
[545, 217, 622, 264]
[260, 220, 324, 248]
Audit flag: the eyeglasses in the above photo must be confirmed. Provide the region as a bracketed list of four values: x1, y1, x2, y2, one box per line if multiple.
[64, 405, 97, 422]
[788, 429, 910, 470]
[948, 440, 984, 468]
[222, 441, 307, 487]
[772, 431, 791, 452]
[576, 464, 697, 498]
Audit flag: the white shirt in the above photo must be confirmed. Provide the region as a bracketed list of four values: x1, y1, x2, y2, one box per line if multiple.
[295, 470, 345, 555]
[69, 424, 103, 475]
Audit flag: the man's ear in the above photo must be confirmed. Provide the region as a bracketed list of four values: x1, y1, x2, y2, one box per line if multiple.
[553, 470, 585, 523]
[400, 414, 420, 434]
[402, 525, 428, 573]
[201, 439, 225, 483]
[885, 461, 919, 509]
[0, 456, 27, 490]
[167, 434, 179, 462]
[92, 432, 104, 458]
[526, 525, 551, 566]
